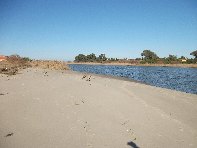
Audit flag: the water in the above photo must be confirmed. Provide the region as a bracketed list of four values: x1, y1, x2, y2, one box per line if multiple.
[69, 64, 197, 94]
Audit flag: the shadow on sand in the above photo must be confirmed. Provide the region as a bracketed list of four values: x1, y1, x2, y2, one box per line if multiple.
[127, 141, 140, 148]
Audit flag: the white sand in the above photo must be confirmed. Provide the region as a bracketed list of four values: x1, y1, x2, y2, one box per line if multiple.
[0, 68, 197, 148]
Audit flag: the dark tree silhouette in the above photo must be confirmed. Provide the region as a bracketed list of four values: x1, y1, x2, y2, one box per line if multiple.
[141, 50, 158, 63]
[190, 50, 197, 59]
[74, 54, 87, 62]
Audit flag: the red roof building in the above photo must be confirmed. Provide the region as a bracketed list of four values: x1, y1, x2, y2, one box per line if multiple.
[0, 55, 7, 62]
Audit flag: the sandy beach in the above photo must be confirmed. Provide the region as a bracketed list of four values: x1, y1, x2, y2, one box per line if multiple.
[0, 68, 197, 148]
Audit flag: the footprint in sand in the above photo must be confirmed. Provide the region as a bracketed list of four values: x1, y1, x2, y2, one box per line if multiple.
[86, 76, 92, 81]
[82, 75, 86, 79]
[0, 93, 8, 96]
[5, 133, 14, 137]
[121, 120, 137, 140]
[74, 98, 86, 106]
[82, 121, 95, 147]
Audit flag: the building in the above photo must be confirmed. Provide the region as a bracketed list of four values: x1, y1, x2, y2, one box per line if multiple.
[0, 55, 7, 62]
[180, 58, 187, 62]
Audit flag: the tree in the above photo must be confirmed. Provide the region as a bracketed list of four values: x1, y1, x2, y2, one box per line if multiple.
[141, 50, 158, 60]
[180, 56, 186, 59]
[74, 54, 87, 62]
[86, 53, 97, 62]
[161, 55, 178, 64]
[97, 54, 107, 62]
[167, 55, 177, 61]
[190, 50, 197, 59]
[22, 57, 32, 61]
[141, 50, 158, 63]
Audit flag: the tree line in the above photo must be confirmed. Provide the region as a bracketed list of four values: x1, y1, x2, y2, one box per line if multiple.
[75, 53, 108, 62]
[74, 50, 197, 64]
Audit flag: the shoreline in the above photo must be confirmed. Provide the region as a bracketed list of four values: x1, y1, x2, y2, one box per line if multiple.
[70, 69, 197, 95]
[70, 69, 146, 84]
[68, 62, 197, 68]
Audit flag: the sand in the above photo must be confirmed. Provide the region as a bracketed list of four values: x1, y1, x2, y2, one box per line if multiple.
[0, 68, 197, 148]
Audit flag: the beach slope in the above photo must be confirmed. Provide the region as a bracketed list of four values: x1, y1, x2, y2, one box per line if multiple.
[0, 68, 197, 148]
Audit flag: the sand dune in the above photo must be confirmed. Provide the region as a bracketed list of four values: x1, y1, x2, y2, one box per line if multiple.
[0, 68, 197, 148]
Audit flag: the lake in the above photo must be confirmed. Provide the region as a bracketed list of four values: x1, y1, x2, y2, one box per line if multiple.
[69, 64, 197, 94]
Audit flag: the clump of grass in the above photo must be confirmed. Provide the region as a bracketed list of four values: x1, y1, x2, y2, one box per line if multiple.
[0, 54, 31, 75]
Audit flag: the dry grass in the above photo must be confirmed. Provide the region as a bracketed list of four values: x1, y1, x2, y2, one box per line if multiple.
[30, 60, 69, 70]
[0, 55, 31, 75]
[0, 55, 69, 75]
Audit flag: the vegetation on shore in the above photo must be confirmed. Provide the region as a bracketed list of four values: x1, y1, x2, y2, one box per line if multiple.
[0, 54, 69, 75]
[0, 54, 32, 75]
[74, 50, 197, 64]
[1, 49, 196, 76]
[31, 60, 69, 70]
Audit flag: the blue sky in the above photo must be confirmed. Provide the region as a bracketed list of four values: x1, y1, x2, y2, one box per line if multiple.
[0, 0, 197, 61]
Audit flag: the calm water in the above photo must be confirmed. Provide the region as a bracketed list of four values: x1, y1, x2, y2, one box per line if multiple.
[69, 64, 197, 94]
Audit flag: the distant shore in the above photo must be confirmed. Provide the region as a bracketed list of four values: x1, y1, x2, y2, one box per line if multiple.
[68, 62, 197, 68]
